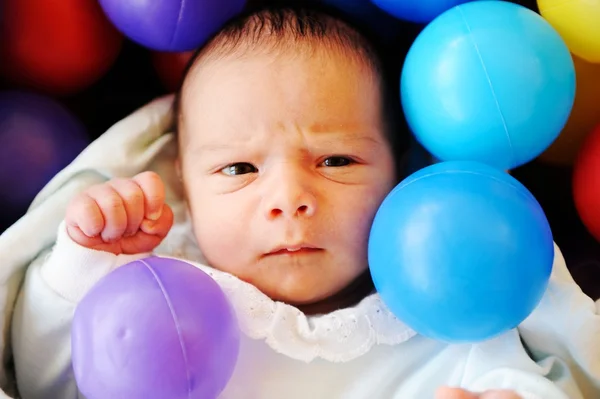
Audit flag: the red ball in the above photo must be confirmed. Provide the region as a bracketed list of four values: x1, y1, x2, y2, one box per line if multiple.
[151, 50, 195, 92]
[573, 124, 600, 242]
[0, 0, 123, 96]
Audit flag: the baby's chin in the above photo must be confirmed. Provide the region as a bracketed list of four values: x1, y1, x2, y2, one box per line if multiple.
[207, 262, 336, 306]
[260, 282, 339, 308]
[205, 252, 371, 313]
[259, 272, 373, 315]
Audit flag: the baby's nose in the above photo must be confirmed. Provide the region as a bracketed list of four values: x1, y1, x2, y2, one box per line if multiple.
[267, 197, 316, 219]
[263, 172, 317, 220]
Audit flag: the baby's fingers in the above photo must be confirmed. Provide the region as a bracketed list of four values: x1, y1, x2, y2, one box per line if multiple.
[66, 192, 105, 238]
[133, 171, 165, 221]
[109, 178, 144, 237]
[85, 184, 127, 242]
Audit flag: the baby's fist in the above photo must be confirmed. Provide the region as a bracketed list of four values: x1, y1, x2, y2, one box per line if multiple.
[66, 171, 174, 255]
[436, 387, 522, 399]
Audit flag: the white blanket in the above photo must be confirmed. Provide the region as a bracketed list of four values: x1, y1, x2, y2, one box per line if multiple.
[1, 95, 600, 398]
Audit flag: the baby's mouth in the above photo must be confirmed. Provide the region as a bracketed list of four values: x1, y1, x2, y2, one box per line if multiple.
[264, 244, 323, 257]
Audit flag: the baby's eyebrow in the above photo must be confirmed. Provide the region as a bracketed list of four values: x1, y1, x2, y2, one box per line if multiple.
[194, 135, 381, 152]
[308, 122, 386, 143]
[311, 132, 386, 148]
[190, 127, 385, 155]
[192, 143, 237, 153]
[324, 135, 382, 145]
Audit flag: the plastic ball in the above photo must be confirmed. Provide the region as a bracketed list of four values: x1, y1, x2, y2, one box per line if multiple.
[0, 91, 89, 227]
[0, 0, 123, 96]
[401, 1, 575, 171]
[72, 256, 240, 399]
[370, 0, 479, 24]
[152, 51, 195, 92]
[368, 161, 554, 343]
[322, 0, 406, 40]
[98, 0, 247, 52]
[573, 124, 600, 242]
[537, 0, 600, 64]
[539, 55, 600, 165]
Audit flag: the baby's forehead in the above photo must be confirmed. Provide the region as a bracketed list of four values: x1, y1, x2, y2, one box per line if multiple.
[186, 43, 374, 90]
[183, 48, 379, 127]
[180, 50, 381, 128]
[174, 7, 393, 147]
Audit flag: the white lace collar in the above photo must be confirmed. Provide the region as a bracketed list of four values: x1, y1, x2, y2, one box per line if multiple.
[156, 220, 417, 363]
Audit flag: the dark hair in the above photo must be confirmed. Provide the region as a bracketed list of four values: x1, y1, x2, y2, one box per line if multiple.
[173, 0, 409, 177]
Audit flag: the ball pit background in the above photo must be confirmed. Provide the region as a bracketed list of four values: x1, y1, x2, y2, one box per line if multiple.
[0, 92, 90, 228]
[371, 0, 479, 23]
[537, 0, 600, 64]
[538, 56, 600, 165]
[574, 124, 600, 243]
[0, 0, 123, 96]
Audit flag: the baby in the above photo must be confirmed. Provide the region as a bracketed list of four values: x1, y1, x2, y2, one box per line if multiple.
[9, 3, 600, 399]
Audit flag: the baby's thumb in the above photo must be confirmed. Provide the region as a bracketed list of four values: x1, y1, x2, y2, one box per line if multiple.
[141, 203, 174, 238]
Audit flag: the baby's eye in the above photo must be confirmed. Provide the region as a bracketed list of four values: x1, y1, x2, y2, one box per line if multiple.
[221, 163, 258, 176]
[321, 156, 353, 167]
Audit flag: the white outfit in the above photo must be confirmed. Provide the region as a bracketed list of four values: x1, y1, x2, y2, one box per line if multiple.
[1, 96, 600, 398]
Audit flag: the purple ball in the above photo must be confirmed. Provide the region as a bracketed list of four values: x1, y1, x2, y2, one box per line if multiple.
[0, 91, 89, 227]
[98, 0, 247, 52]
[72, 257, 240, 399]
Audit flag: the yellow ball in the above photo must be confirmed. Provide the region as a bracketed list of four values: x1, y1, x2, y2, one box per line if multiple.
[537, 0, 600, 64]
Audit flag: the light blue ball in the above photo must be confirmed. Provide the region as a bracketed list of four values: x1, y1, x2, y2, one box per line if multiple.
[401, 1, 575, 171]
[368, 161, 554, 343]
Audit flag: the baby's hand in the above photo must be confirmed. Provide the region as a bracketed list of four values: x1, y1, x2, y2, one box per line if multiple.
[436, 387, 522, 399]
[65, 172, 174, 255]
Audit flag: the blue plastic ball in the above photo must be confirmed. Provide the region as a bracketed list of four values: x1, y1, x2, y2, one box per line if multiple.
[368, 161, 554, 343]
[371, 0, 479, 23]
[401, 1, 575, 171]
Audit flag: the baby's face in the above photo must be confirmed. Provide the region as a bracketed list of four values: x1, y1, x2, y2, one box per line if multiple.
[178, 48, 396, 306]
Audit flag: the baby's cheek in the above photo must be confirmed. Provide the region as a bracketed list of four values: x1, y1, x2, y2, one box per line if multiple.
[191, 201, 243, 266]
[355, 188, 389, 226]
[335, 189, 386, 252]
